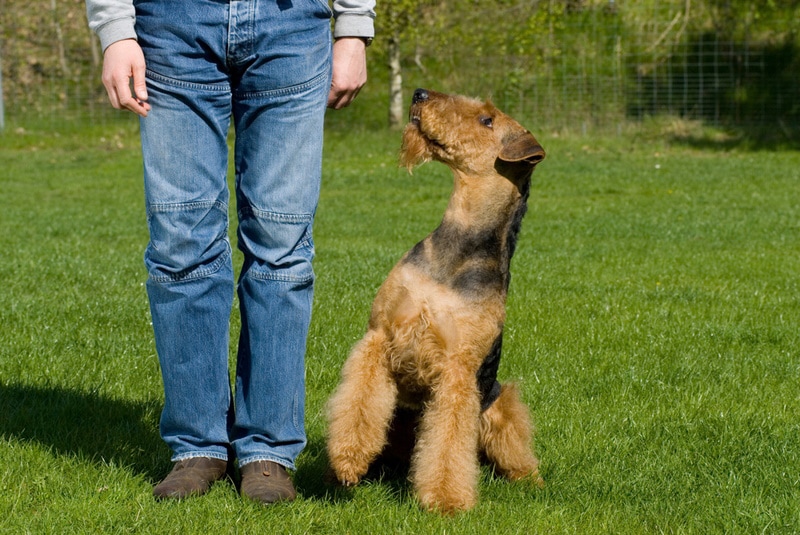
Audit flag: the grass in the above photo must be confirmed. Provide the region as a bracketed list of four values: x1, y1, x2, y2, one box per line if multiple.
[1, 116, 799, 534]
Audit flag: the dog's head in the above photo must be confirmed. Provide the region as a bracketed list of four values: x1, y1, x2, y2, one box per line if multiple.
[400, 88, 545, 179]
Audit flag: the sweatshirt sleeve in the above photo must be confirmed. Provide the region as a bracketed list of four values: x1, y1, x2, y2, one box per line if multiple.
[85, 0, 137, 51]
[332, 0, 376, 40]
[86, 0, 374, 50]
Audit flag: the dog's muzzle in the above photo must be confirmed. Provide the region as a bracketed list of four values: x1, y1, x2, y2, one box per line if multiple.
[410, 88, 430, 125]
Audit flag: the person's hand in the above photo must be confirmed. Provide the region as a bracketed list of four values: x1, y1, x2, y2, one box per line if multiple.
[101, 39, 151, 117]
[328, 37, 368, 110]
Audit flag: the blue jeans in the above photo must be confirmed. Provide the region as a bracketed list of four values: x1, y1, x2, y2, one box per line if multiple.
[134, 0, 333, 469]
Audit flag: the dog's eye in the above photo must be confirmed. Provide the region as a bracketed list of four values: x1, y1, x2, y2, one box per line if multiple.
[480, 116, 493, 128]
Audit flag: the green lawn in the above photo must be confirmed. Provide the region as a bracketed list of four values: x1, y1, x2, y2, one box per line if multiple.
[1, 118, 799, 533]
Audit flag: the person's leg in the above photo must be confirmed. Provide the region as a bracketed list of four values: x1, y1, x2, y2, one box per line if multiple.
[228, 0, 332, 478]
[135, 0, 234, 473]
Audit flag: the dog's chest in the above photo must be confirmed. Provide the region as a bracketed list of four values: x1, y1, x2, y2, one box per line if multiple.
[377, 263, 505, 390]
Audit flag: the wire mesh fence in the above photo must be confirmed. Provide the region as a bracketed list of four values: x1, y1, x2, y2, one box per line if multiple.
[409, 0, 800, 136]
[1, 0, 798, 135]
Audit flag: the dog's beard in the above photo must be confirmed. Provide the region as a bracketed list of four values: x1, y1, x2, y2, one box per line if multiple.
[399, 123, 433, 171]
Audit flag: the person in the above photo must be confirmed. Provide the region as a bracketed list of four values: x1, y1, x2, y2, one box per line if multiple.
[86, 0, 375, 504]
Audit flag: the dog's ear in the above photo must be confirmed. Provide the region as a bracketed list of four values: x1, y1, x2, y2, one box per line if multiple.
[499, 131, 546, 166]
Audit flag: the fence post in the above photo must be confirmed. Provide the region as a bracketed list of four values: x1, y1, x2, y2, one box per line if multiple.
[0, 52, 4, 131]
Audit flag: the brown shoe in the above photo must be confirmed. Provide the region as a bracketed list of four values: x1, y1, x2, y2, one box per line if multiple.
[153, 457, 229, 500]
[240, 460, 297, 504]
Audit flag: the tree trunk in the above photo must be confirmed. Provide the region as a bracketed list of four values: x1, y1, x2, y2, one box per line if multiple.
[51, 0, 69, 77]
[388, 33, 404, 129]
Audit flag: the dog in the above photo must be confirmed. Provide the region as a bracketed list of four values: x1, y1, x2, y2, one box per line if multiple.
[326, 88, 546, 513]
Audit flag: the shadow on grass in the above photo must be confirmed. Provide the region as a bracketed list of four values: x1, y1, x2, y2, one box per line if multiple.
[0, 382, 165, 481]
[668, 126, 800, 151]
[294, 436, 415, 506]
[0, 382, 420, 504]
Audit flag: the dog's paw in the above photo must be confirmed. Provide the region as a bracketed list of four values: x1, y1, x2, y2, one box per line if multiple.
[323, 466, 361, 487]
[504, 467, 545, 488]
[418, 493, 476, 515]
[417, 486, 477, 515]
[338, 477, 360, 487]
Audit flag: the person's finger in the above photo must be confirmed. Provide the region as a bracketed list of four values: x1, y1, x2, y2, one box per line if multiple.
[327, 87, 347, 109]
[113, 74, 148, 116]
[328, 85, 361, 110]
[132, 57, 149, 104]
[101, 69, 122, 110]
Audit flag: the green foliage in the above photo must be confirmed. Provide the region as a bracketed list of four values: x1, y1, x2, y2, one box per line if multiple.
[2, 0, 800, 134]
[0, 0, 104, 114]
[375, 0, 439, 40]
[1, 121, 799, 533]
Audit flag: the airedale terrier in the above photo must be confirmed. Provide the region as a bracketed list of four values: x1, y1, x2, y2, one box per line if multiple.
[326, 89, 546, 513]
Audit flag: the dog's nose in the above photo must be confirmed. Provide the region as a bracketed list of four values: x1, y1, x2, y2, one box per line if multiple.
[412, 88, 429, 104]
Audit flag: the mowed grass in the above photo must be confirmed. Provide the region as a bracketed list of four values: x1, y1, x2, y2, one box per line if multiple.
[1, 118, 799, 534]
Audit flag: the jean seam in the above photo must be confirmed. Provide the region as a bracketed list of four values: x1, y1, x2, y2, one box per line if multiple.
[238, 456, 295, 471]
[234, 69, 329, 101]
[243, 267, 314, 284]
[148, 199, 228, 215]
[238, 205, 313, 224]
[148, 245, 231, 284]
[172, 452, 228, 463]
[292, 390, 301, 434]
[146, 69, 231, 93]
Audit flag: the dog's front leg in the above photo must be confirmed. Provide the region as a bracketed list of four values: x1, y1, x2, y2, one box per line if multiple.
[479, 383, 543, 486]
[410, 367, 481, 513]
[326, 329, 397, 486]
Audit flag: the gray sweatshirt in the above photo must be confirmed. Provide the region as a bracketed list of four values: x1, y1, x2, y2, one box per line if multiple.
[87, 0, 376, 51]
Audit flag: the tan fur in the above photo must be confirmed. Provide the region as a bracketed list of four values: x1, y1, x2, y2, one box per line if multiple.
[480, 383, 542, 481]
[326, 89, 545, 514]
